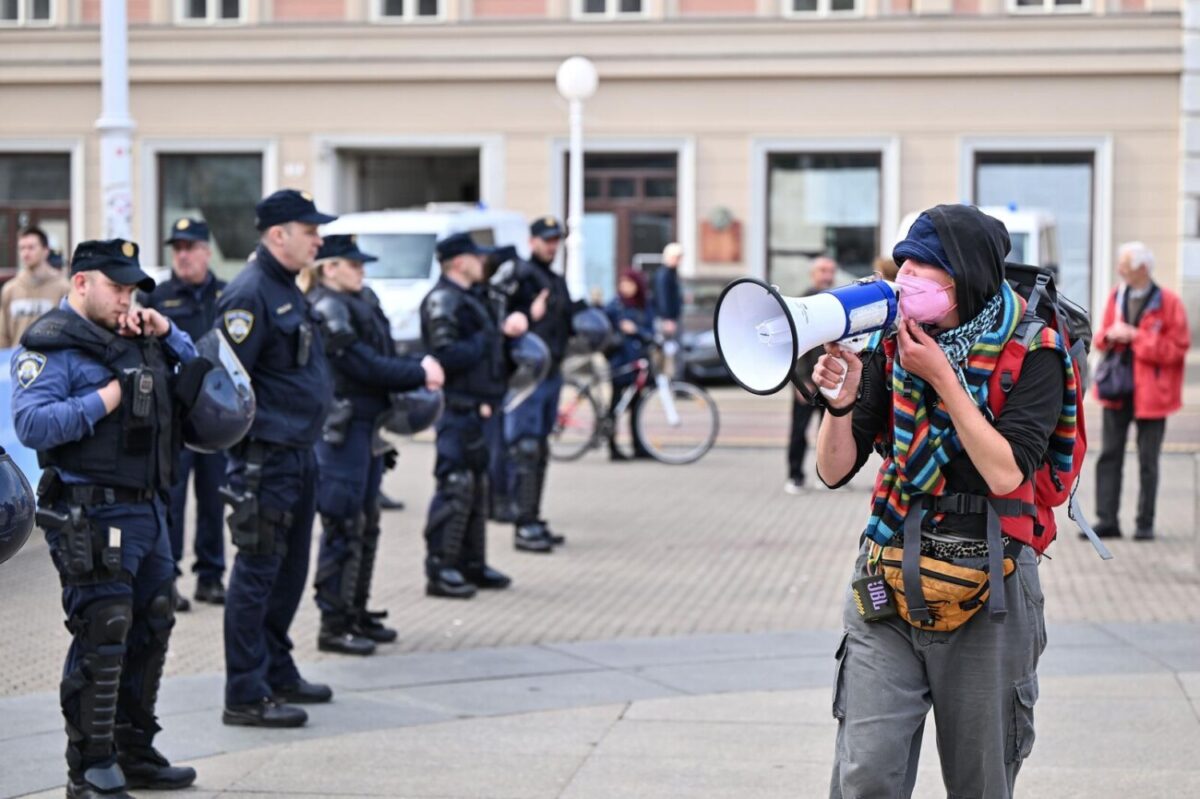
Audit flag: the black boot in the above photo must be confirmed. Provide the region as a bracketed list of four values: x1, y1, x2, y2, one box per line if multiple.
[514, 523, 553, 553]
[66, 764, 131, 799]
[463, 563, 512, 590]
[117, 745, 196, 791]
[223, 697, 307, 728]
[426, 562, 477, 598]
[318, 618, 376, 656]
[354, 609, 398, 643]
[194, 578, 226, 605]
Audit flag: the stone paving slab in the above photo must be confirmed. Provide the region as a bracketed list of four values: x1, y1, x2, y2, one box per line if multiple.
[7, 624, 1200, 798]
[3, 439, 1197, 698]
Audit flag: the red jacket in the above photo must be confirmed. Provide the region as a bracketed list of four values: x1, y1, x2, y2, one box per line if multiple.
[1094, 283, 1190, 419]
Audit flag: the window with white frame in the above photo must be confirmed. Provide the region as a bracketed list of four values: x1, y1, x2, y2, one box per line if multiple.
[377, 0, 443, 22]
[0, 0, 52, 25]
[177, 0, 243, 24]
[1007, 0, 1088, 13]
[574, 0, 645, 21]
[783, 0, 860, 17]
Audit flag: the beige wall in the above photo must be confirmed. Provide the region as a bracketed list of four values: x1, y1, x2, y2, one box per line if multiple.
[0, 13, 1182, 300]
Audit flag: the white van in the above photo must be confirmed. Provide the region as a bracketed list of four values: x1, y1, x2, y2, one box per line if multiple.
[321, 204, 529, 351]
[895, 206, 1060, 272]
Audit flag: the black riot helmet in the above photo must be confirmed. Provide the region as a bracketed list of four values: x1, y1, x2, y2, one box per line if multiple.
[504, 332, 550, 412]
[180, 330, 257, 454]
[571, 308, 612, 353]
[0, 448, 35, 566]
[383, 388, 444, 436]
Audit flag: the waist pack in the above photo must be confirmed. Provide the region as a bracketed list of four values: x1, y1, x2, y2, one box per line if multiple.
[872, 543, 1015, 633]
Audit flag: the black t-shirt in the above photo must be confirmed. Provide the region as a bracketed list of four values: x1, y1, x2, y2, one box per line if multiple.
[825, 341, 1066, 538]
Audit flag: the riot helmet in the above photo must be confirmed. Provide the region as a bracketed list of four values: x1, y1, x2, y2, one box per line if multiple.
[0, 448, 35, 566]
[506, 332, 550, 409]
[383, 388, 444, 436]
[182, 330, 257, 454]
[571, 308, 612, 353]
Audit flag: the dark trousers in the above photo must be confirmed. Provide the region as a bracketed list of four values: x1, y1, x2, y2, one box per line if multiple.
[50, 500, 177, 771]
[425, 408, 489, 574]
[1095, 402, 1167, 533]
[223, 446, 318, 706]
[313, 419, 383, 619]
[167, 447, 227, 582]
[788, 397, 823, 483]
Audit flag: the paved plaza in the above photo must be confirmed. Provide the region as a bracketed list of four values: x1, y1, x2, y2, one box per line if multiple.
[1, 361, 1199, 798]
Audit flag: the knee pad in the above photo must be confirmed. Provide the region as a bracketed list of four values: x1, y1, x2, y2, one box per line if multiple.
[77, 596, 133, 649]
[145, 582, 176, 639]
[510, 437, 540, 467]
[443, 470, 476, 511]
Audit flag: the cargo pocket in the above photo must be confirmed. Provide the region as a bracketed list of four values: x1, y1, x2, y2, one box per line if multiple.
[832, 633, 848, 720]
[1005, 674, 1038, 764]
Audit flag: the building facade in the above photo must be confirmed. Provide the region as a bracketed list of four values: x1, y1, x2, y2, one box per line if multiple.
[0, 0, 1192, 317]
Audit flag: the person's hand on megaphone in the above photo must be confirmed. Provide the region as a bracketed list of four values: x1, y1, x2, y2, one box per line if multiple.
[813, 343, 863, 410]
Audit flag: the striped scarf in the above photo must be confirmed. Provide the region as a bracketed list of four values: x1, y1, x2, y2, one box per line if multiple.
[864, 282, 1078, 546]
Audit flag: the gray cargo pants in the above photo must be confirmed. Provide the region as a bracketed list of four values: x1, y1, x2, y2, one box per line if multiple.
[829, 541, 1047, 799]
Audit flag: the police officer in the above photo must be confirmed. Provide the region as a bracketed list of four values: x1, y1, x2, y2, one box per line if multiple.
[304, 235, 445, 653]
[139, 217, 228, 608]
[495, 217, 586, 553]
[420, 233, 525, 599]
[12, 239, 198, 798]
[217, 189, 335, 728]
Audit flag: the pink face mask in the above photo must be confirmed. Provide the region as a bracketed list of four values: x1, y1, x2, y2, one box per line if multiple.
[896, 273, 957, 324]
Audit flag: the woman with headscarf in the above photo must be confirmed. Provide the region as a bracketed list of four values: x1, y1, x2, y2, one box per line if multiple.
[813, 205, 1077, 798]
[603, 270, 655, 460]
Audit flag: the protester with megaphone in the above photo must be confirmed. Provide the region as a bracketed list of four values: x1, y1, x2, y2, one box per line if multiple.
[809, 205, 1078, 798]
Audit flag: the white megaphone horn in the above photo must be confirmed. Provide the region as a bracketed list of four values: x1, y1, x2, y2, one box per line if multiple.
[713, 277, 899, 397]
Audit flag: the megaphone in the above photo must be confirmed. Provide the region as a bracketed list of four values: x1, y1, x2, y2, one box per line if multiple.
[714, 277, 898, 396]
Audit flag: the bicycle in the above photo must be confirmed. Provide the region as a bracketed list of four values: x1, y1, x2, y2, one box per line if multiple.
[549, 337, 719, 465]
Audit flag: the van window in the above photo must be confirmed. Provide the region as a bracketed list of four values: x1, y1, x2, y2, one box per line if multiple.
[1006, 232, 1030, 264]
[356, 233, 438, 280]
[466, 228, 496, 246]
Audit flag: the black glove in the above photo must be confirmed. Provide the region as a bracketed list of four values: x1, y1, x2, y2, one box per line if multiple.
[383, 448, 399, 471]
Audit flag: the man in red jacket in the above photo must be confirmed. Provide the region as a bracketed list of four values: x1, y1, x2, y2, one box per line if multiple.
[1093, 242, 1191, 540]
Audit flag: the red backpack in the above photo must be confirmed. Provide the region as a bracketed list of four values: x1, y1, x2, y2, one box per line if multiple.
[881, 264, 1104, 558]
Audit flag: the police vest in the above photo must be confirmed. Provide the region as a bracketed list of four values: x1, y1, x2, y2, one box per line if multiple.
[520, 260, 572, 367]
[22, 309, 176, 492]
[313, 286, 394, 403]
[425, 285, 507, 404]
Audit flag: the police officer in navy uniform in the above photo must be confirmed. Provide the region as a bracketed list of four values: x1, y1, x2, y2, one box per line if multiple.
[217, 189, 335, 728]
[12, 239, 199, 798]
[304, 235, 445, 653]
[139, 217, 228, 608]
[495, 217, 587, 553]
[420, 233, 526, 599]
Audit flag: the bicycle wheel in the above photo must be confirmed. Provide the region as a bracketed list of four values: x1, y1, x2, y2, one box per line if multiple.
[549, 379, 600, 461]
[634, 379, 719, 465]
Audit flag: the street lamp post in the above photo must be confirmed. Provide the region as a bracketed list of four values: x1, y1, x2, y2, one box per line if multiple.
[556, 57, 598, 300]
[97, 0, 135, 241]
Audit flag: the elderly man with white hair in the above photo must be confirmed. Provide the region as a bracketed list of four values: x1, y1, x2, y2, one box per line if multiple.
[653, 242, 684, 337]
[1092, 241, 1190, 541]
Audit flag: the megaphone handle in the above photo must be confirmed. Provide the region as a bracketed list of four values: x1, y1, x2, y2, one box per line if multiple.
[819, 356, 847, 401]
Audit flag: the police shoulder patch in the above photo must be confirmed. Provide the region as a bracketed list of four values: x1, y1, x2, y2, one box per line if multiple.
[15, 351, 47, 389]
[224, 310, 255, 344]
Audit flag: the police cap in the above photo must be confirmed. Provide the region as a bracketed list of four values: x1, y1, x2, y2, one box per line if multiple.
[317, 234, 378, 264]
[165, 217, 211, 244]
[254, 189, 337, 231]
[530, 216, 564, 240]
[436, 232, 496, 262]
[70, 239, 156, 292]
